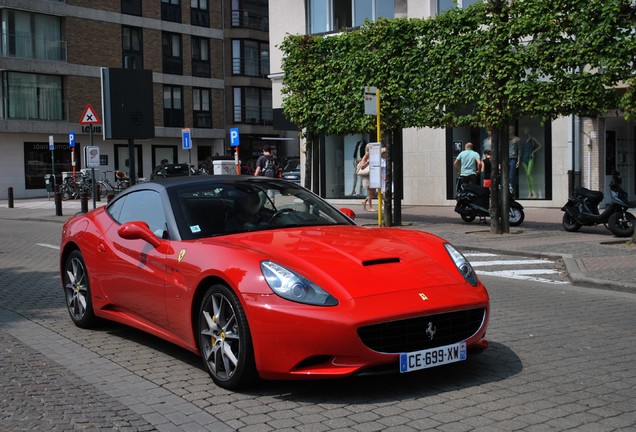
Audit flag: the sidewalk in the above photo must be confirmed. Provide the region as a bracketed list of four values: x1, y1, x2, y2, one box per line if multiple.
[2, 197, 635, 293]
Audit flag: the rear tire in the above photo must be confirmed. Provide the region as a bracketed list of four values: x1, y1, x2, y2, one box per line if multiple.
[562, 213, 582, 232]
[607, 211, 635, 238]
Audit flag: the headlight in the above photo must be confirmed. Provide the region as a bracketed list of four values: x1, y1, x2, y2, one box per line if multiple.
[444, 243, 478, 287]
[261, 261, 338, 306]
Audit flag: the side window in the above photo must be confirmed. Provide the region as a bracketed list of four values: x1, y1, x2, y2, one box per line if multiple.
[115, 190, 168, 238]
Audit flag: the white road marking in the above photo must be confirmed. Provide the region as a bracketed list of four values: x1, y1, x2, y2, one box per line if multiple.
[470, 259, 551, 267]
[477, 269, 569, 285]
[37, 243, 60, 250]
[464, 252, 498, 257]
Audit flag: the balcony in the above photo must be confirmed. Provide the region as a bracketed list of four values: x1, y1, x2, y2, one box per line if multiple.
[232, 58, 269, 78]
[230, 9, 269, 31]
[233, 105, 273, 125]
[1, 32, 67, 61]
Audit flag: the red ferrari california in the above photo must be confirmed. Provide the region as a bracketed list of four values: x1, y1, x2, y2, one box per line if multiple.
[60, 176, 489, 389]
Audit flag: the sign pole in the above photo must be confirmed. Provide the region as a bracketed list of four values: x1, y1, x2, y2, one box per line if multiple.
[49, 135, 55, 187]
[376, 88, 382, 227]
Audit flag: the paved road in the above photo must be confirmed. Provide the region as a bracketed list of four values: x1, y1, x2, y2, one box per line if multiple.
[1, 218, 636, 431]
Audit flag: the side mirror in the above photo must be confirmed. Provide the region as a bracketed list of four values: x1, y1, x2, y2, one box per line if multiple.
[340, 208, 356, 220]
[118, 221, 162, 247]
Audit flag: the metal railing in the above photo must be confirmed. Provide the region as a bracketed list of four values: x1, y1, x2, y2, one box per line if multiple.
[230, 9, 269, 31]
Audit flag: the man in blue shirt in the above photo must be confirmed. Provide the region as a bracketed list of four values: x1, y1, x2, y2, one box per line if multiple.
[454, 142, 482, 185]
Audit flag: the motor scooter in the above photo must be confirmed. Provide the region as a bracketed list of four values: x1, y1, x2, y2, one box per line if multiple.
[455, 183, 525, 226]
[561, 172, 635, 237]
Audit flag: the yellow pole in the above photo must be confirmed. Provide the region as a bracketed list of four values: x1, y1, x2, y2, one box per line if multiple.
[376, 88, 382, 226]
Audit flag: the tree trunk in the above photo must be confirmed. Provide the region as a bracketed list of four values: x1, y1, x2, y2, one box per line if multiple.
[490, 128, 501, 234]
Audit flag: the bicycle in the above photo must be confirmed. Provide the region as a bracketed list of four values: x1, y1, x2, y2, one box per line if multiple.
[97, 170, 130, 199]
[60, 172, 94, 201]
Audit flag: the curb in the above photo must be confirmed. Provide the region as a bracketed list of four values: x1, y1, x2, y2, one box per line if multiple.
[457, 244, 636, 294]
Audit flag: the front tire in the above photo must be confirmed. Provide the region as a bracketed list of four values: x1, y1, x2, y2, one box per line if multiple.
[198, 284, 257, 390]
[63, 250, 96, 328]
[607, 211, 635, 237]
[562, 213, 581, 232]
[509, 207, 525, 227]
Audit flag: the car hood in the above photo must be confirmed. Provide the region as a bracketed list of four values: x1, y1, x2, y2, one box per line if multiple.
[225, 226, 468, 299]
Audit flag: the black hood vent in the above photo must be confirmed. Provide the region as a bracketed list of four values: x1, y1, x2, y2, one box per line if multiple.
[362, 257, 400, 267]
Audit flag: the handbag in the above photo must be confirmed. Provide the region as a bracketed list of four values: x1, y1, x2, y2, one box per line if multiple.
[356, 162, 370, 176]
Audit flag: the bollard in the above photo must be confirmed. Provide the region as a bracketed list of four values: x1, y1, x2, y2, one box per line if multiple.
[96, 184, 101, 202]
[80, 192, 89, 213]
[54, 185, 63, 216]
[8, 187, 14, 208]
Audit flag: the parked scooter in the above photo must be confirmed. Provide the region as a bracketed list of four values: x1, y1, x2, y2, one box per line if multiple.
[561, 172, 635, 237]
[455, 183, 525, 226]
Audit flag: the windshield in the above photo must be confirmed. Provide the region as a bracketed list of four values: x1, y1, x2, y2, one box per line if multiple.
[169, 179, 356, 240]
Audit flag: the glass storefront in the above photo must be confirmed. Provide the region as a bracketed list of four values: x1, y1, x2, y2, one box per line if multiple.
[447, 120, 552, 200]
[323, 133, 371, 198]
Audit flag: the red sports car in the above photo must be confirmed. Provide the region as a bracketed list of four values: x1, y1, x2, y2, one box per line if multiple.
[60, 176, 489, 389]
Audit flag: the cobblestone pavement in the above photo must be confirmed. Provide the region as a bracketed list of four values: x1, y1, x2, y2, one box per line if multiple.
[1, 199, 635, 431]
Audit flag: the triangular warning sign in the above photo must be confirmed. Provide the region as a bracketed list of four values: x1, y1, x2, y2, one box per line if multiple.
[79, 103, 101, 125]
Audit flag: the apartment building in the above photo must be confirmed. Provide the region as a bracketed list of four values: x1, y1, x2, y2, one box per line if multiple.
[269, 0, 636, 208]
[0, 0, 286, 199]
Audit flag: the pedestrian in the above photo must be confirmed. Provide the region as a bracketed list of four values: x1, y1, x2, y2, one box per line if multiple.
[357, 144, 375, 211]
[454, 142, 481, 186]
[482, 149, 492, 188]
[254, 146, 276, 177]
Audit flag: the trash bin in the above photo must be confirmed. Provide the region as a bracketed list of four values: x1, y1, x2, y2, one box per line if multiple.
[44, 174, 55, 193]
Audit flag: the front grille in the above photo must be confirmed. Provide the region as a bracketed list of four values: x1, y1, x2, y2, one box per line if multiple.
[357, 308, 486, 353]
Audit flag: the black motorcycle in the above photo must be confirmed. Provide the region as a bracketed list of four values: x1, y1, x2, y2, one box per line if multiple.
[561, 172, 635, 237]
[455, 183, 525, 226]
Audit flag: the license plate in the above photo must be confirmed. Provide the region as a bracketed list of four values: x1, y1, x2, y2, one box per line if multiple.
[399, 341, 467, 373]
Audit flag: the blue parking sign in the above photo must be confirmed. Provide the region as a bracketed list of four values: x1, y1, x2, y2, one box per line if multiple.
[68, 132, 75, 148]
[230, 128, 240, 147]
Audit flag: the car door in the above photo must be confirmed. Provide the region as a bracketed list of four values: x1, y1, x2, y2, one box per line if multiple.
[101, 189, 171, 329]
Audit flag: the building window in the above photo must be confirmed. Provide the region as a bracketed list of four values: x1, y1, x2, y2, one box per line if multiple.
[121, 0, 142, 16]
[191, 0, 209, 27]
[191, 37, 210, 77]
[122, 26, 143, 69]
[162, 32, 183, 75]
[231, 0, 269, 31]
[162, 0, 182, 22]
[24, 141, 74, 190]
[193, 88, 212, 128]
[232, 40, 269, 77]
[437, 0, 480, 14]
[163, 85, 184, 127]
[1, 72, 64, 121]
[308, 0, 394, 34]
[233, 87, 272, 125]
[0, 10, 65, 60]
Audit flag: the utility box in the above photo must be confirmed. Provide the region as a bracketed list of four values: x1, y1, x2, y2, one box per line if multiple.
[213, 160, 237, 175]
